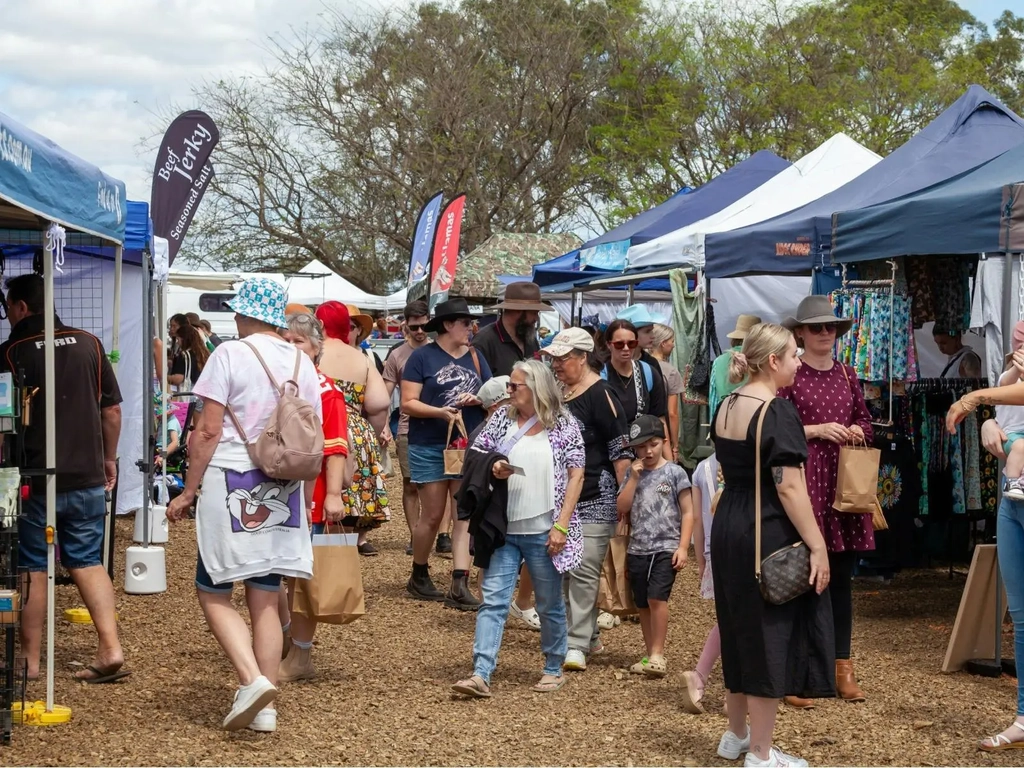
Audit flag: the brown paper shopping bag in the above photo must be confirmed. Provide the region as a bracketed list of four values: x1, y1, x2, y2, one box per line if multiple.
[443, 414, 467, 476]
[290, 532, 365, 625]
[598, 519, 637, 617]
[833, 439, 881, 514]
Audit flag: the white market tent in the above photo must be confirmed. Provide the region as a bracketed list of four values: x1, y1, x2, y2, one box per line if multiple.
[288, 259, 407, 311]
[625, 133, 883, 270]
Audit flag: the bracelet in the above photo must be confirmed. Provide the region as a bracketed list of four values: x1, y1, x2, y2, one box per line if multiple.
[960, 397, 978, 414]
[553, 522, 569, 535]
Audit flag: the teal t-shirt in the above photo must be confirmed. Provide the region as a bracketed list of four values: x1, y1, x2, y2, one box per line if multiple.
[709, 349, 746, 421]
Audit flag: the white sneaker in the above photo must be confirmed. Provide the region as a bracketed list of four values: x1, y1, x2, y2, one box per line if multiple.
[564, 649, 587, 671]
[223, 675, 278, 731]
[744, 747, 808, 767]
[597, 611, 620, 630]
[1006, 477, 1024, 501]
[718, 728, 751, 760]
[247, 707, 277, 733]
[509, 603, 542, 631]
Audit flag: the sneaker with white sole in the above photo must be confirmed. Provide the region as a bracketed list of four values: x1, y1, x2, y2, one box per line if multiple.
[223, 675, 278, 732]
[718, 728, 751, 760]
[1005, 476, 1024, 501]
[589, 639, 606, 655]
[564, 649, 587, 671]
[509, 603, 542, 631]
[744, 747, 808, 767]
[247, 707, 277, 733]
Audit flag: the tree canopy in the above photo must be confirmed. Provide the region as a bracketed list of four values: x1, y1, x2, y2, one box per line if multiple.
[185, 0, 1024, 292]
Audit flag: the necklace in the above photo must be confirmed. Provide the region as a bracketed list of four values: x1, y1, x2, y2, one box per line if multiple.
[611, 364, 633, 390]
[564, 372, 595, 401]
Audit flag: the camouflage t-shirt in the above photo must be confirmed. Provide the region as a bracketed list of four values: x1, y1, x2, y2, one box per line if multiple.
[623, 463, 691, 556]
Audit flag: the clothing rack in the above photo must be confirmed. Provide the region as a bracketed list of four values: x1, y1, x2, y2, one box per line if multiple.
[838, 259, 899, 426]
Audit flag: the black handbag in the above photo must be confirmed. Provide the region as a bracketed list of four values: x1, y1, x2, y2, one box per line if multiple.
[754, 397, 813, 606]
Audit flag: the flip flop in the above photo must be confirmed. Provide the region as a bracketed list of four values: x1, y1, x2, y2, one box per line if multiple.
[74, 664, 132, 684]
[451, 675, 492, 698]
[532, 675, 565, 693]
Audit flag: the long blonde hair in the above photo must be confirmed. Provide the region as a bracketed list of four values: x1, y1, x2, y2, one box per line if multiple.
[510, 359, 566, 429]
[728, 322, 793, 384]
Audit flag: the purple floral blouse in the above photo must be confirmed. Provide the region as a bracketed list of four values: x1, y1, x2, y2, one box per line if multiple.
[473, 405, 586, 572]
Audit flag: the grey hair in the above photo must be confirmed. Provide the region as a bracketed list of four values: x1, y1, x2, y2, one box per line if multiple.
[650, 323, 675, 348]
[510, 359, 566, 430]
[285, 312, 325, 362]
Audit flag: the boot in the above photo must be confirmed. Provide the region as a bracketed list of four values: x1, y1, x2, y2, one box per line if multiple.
[279, 644, 316, 683]
[444, 573, 481, 611]
[281, 628, 292, 660]
[835, 659, 866, 702]
[784, 695, 815, 709]
[407, 567, 445, 602]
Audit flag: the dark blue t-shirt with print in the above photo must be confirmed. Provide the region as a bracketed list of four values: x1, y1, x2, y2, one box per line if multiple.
[403, 343, 492, 447]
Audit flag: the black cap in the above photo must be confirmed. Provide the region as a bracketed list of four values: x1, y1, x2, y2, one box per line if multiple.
[625, 414, 666, 447]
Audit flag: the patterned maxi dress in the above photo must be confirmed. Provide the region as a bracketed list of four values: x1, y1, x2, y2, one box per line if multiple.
[333, 377, 391, 528]
[779, 362, 875, 553]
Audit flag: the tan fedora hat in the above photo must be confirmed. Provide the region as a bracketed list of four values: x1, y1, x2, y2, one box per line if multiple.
[727, 314, 762, 342]
[782, 295, 853, 336]
[493, 282, 552, 312]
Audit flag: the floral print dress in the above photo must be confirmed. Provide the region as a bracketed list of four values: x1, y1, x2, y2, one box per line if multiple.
[334, 378, 391, 527]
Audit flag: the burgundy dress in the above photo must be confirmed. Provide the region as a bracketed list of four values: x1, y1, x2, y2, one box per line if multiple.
[779, 362, 875, 553]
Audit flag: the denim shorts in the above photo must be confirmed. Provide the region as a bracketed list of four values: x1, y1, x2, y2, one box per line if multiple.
[20, 486, 106, 572]
[407, 443, 461, 485]
[194, 550, 282, 594]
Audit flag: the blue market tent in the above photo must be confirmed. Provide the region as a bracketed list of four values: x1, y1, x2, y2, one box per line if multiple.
[832, 141, 1024, 261]
[0, 110, 127, 243]
[704, 85, 1024, 278]
[2, 200, 150, 263]
[579, 151, 790, 270]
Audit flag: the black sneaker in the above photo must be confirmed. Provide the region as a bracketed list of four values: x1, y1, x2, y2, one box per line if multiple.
[357, 541, 378, 557]
[405, 542, 414, 556]
[436, 533, 453, 555]
[444, 574, 481, 611]
[407, 571, 445, 602]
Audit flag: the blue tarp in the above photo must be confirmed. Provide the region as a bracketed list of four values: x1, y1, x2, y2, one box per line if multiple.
[579, 151, 789, 269]
[832, 141, 1024, 261]
[0, 110, 127, 243]
[704, 85, 1024, 278]
[1, 200, 150, 266]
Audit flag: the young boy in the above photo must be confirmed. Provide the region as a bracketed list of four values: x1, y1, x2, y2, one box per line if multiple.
[616, 414, 695, 678]
[999, 321, 1024, 500]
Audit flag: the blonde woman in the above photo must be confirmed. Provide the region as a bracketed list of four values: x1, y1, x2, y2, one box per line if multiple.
[649, 323, 685, 462]
[711, 323, 832, 768]
[452, 360, 585, 697]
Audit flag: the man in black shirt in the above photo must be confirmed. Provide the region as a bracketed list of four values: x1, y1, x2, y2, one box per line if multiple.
[1, 274, 128, 684]
[472, 282, 550, 376]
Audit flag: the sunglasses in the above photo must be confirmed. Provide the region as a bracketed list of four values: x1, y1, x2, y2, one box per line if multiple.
[407, 323, 427, 332]
[805, 323, 837, 335]
[611, 339, 639, 350]
[506, 382, 526, 392]
[549, 352, 573, 364]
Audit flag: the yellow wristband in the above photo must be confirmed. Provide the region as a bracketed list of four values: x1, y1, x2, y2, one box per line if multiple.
[553, 523, 569, 535]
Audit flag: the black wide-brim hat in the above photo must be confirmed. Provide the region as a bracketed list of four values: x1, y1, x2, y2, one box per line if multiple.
[425, 297, 477, 333]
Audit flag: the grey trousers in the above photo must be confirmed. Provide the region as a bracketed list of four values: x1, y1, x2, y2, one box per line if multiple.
[563, 522, 616, 653]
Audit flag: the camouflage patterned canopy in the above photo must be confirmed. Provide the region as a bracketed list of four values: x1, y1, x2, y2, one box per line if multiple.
[452, 232, 582, 300]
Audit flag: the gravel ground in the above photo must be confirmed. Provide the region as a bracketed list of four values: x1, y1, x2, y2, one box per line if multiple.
[3, 475, 1022, 766]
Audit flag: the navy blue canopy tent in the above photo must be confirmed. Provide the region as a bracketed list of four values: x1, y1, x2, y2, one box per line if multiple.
[832, 141, 1024, 262]
[704, 86, 1024, 278]
[579, 151, 790, 271]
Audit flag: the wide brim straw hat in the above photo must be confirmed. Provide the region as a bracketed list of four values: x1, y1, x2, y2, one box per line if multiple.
[727, 313, 762, 342]
[345, 305, 374, 342]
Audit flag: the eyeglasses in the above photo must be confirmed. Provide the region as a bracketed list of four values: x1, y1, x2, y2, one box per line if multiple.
[611, 339, 639, 350]
[506, 382, 526, 392]
[407, 323, 427, 332]
[549, 353, 573, 364]
[805, 324, 837, 335]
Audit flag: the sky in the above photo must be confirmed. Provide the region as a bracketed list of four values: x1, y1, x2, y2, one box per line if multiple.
[0, 0, 1012, 206]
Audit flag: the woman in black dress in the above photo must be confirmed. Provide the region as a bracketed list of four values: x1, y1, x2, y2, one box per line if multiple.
[711, 323, 832, 768]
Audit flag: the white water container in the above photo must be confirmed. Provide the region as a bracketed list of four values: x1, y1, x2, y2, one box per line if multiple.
[124, 546, 167, 595]
[133, 505, 169, 544]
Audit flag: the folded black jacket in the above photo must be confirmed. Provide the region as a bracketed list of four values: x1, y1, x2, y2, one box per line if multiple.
[456, 448, 508, 569]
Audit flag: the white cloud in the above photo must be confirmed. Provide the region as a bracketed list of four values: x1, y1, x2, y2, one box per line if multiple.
[0, 0, 406, 202]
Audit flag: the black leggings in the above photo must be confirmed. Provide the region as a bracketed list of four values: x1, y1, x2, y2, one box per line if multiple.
[829, 550, 856, 660]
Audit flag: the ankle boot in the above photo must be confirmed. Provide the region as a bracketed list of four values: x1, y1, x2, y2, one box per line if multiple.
[281, 628, 292, 660]
[444, 574, 481, 611]
[835, 659, 866, 702]
[407, 567, 445, 602]
[784, 695, 815, 709]
[279, 644, 316, 683]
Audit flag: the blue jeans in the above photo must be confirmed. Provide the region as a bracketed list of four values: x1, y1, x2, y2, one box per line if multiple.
[999, 498, 1024, 715]
[472, 532, 567, 684]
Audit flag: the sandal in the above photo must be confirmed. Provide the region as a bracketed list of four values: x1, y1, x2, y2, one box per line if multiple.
[630, 657, 650, 675]
[643, 656, 667, 678]
[980, 721, 1024, 751]
[451, 675, 492, 698]
[681, 670, 705, 713]
[532, 675, 565, 693]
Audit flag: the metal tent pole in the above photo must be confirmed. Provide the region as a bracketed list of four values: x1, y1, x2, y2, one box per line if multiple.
[996, 251, 1015, 668]
[102, 245, 123, 574]
[43, 235, 57, 711]
[140, 248, 152, 549]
